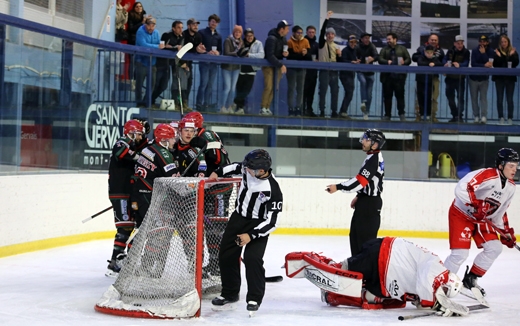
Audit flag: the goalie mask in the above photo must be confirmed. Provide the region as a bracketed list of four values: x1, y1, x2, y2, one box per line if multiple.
[443, 272, 463, 298]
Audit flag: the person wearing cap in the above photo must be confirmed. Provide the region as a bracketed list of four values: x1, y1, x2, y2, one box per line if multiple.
[469, 35, 494, 124]
[356, 32, 378, 120]
[182, 18, 205, 106]
[287, 25, 311, 117]
[302, 25, 319, 117]
[492, 34, 519, 125]
[197, 14, 223, 111]
[443, 35, 470, 123]
[260, 20, 290, 115]
[233, 28, 265, 114]
[378, 32, 411, 121]
[416, 45, 443, 121]
[318, 10, 341, 118]
[337, 35, 359, 120]
[134, 16, 166, 107]
[412, 34, 445, 122]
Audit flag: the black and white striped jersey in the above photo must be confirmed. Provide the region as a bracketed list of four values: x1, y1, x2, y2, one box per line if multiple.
[214, 162, 283, 239]
[336, 150, 384, 197]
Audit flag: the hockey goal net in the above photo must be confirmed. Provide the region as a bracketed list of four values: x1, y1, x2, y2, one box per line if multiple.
[95, 177, 240, 319]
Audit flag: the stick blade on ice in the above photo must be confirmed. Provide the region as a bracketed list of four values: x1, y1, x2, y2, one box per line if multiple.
[177, 42, 193, 59]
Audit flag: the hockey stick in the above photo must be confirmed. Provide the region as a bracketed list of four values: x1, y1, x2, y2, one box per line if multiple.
[82, 206, 113, 223]
[398, 304, 489, 321]
[460, 288, 489, 306]
[483, 219, 520, 251]
[175, 42, 193, 117]
[181, 141, 221, 177]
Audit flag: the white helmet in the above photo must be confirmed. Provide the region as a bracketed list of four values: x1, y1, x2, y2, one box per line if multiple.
[444, 272, 463, 298]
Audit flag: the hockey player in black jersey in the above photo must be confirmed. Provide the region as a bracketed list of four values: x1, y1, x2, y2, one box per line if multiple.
[107, 119, 148, 277]
[130, 123, 179, 227]
[326, 129, 386, 256]
[175, 112, 233, 276]
[209, 149, 283, 316]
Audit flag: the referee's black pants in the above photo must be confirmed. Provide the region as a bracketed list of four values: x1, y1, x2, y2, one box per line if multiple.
[349, 195, 382, 256]
[219, 211, 268, 304]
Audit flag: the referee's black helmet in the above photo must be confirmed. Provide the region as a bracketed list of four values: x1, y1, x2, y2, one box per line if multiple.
[361, 129, 386, 150]
[243, 149, 272, 171]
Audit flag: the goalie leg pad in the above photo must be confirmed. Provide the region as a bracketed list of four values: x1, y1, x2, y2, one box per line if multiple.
[434, 287, 469, 316]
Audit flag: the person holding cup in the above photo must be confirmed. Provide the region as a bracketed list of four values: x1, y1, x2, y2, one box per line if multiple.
[317, 10, 341, 118]
[469, 35, 494, 124]
[492, 34, 519, 125]
[377, 32, 410, 121]
[260, 20, 290, 115]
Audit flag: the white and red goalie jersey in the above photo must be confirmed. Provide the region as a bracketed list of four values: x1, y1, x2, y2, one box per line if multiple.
[379, 237, 449, 307]
[453, 167, 516, 229]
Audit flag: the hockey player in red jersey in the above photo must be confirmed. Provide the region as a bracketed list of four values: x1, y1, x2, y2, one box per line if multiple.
[285, 237, 466, 317]
[107, 119, 148, 277]
[444, 148, 519, 296]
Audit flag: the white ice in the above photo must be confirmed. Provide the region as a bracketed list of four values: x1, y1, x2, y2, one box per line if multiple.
[1, 235, 519, 326]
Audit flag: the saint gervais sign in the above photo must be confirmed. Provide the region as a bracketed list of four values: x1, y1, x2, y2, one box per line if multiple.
[84, 104, 141, 167]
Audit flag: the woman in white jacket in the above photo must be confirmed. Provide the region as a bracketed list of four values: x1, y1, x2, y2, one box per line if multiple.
[233, 28, 265, 114]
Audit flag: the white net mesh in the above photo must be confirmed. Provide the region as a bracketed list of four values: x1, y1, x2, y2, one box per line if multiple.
[95, 177, 240, 318]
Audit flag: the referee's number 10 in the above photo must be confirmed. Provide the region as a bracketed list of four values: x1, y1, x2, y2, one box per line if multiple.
[271, 201, 283, 211]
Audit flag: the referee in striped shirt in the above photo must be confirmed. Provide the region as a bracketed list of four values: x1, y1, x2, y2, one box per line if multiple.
[208, 149, 283, 313]
[326, 129, 385, 256]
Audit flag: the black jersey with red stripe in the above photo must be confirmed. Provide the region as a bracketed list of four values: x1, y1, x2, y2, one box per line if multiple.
[108, 136, 148, 198]
[196, 128, 229, 175]
[336, 150, 384, 197]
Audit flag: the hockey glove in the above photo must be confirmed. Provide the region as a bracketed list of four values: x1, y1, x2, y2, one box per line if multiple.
[471, 200, 489, 220]
[500, 227, 516, 248]
[190, 136, 207, 149]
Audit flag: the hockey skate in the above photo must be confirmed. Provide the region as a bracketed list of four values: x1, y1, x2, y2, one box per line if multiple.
[247, 301, 259, 317]
[463, 266, 486, 297]
[105, 258, 121, 278]
[211, 295, 239, 311]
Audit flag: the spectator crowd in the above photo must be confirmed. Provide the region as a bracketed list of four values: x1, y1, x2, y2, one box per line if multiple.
[115, 5, 519, 124]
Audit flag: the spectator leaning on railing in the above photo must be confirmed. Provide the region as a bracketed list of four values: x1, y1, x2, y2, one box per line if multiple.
[412, 33, 444, 122]
[260, 20, 290, 116]
[182, 18, 206, 108]
[135, 16, 165, 108]
[233, 28, 265, 114]
[416, 45, 443, 121]
[469, 35, 494, 124]
[443, 35, 470, 123]
[220, 25, 244, 114]
[337, 35, 359, 120]
[287, 25, 311, 117]
[492, 34, 519, 125]
[115, 0, 129, 42]
[303, 25, 319, 117]
[378, 32, 411, 121]
[356, 32, 378, 121]
[318, 11, 341, 118]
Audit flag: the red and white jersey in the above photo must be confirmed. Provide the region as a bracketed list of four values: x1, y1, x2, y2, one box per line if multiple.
[379, 237, 449, 307]
[453, 167, 516, 229]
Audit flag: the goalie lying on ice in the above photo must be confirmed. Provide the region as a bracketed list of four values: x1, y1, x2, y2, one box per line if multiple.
[285, 237, 468, 316]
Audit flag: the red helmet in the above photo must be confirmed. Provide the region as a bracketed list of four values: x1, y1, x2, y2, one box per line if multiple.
[154, 123, 176, 143]
[124, 120, 145, 136]
[178, 117, 197, 130]
[183, 112, 204, 129]
[170, 120, 179, 129]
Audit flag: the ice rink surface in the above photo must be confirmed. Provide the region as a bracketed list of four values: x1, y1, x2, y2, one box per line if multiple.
[1, 235, 519, 326]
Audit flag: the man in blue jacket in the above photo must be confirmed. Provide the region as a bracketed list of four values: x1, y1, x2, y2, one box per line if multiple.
[469, 35, 494, 124]
[135, 16, 166, 107]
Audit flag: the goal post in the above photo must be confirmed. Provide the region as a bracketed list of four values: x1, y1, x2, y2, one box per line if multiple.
[95, 177, 241, 319]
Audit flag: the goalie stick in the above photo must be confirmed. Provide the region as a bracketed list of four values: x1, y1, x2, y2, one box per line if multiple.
[174, 42, 193, 117]
[82, 206, 113, 223]
[397, 304, 489, 321]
